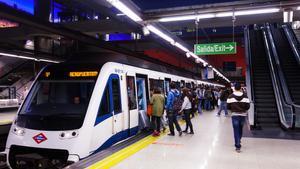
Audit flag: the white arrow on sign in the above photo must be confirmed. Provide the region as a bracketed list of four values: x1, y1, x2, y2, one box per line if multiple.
[225, 45, 234, 51]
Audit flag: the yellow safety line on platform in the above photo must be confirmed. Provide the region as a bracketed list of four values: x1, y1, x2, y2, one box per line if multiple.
[86, 115, 190, 169]
[0, 120, 12, 125]
[86, 134, 162, 169]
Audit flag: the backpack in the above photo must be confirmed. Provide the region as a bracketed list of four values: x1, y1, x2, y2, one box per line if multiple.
[172, 92, 183, 113]
[205, 91, 213, 100]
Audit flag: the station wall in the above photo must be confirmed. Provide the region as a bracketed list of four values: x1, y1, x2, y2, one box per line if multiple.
[205, 45, 246, 77]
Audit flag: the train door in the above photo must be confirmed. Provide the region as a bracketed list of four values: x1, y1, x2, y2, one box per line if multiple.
[164, 78, 171, 96]
[126, 75, 138, 136]
[136, 74, 150, 129]
[110, 75, 123, 135]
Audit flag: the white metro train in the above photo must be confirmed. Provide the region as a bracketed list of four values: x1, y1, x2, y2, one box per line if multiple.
[1, 61, 224, 168]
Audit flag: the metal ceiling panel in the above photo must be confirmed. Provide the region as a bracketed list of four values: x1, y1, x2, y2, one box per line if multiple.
[131, 0, 245, 10]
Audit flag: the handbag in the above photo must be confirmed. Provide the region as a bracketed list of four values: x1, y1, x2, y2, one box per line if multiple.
[147, 104, 153, 116]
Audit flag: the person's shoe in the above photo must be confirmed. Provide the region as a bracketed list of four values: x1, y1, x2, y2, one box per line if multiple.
[189, 131, 194, 134]
[179, 131, 183, 136]
[182, 130, 188, 133]
[216, 114, 220, 117]
[167, 133, 175, 136]
[152, 131, 159, 137]
[235, 148, 241, 153]
[162, 127, 166, 133]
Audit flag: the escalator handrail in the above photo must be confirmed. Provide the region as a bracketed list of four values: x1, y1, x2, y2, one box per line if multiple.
[268, 25, 294, 105]
[244, 26, 257, 127]
[282, 24, 300, 65]
[0, 60, 31, 81]
[262, 27, 292, 129]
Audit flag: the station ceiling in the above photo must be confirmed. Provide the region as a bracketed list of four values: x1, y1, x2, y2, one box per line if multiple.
[0, 0, 300, 83]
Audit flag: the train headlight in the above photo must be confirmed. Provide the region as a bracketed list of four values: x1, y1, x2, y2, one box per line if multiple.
[12, 127, 25, 136]
[59, 131, 79, 139]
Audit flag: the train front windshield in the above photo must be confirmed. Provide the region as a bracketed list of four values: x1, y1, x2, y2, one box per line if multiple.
[16, 80, 95, 130]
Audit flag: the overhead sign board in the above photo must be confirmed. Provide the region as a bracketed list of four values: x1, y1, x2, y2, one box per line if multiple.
[194, 42, 237, 55]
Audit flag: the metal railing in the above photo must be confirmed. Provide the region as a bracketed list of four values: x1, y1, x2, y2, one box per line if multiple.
[244, 26, 256, 128]
[262, 25, 293, 129]
[282, 24, 300, 65]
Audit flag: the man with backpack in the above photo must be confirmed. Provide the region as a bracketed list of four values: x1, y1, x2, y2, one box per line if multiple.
[165, 82, 182, 136]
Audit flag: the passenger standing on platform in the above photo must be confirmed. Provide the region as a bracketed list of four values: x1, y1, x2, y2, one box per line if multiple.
[165, 82, 182, 136]
[214, 88, 220, 108]
[196, 85, 204, 114]
[180, 88, 194, 134]
[204, 86, 212, 111]
[190, 88, 197, 118]
[217, 88, 229, 116]
[150, 88, 165, 137]
[227, 83, 250, 153]
[211, 88, 216, 110]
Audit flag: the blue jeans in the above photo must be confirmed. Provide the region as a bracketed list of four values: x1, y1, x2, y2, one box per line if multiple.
[204, 99, 211, 110]
[197, 99, 203, 114]
[231, 116, 245, 149]
[217, 101, 228, 115]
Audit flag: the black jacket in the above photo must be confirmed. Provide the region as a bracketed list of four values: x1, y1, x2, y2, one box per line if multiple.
[219, 90, 229, 101]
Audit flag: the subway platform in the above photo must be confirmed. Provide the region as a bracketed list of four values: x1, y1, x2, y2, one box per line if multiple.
[110, 109, 300, 169]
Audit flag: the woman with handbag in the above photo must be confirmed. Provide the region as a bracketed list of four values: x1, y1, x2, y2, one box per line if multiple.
[150, 88, 165, 136]
[180, 88, 194, 134]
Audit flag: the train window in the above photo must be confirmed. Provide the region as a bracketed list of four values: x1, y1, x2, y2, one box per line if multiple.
[98, 86, 110, 117]
[136, 78, 147, 110]
[175, 82, 181, 89]
[127, 76, 137, 110]
[112, 78, 121, 113]
[180, 80, 185, 88]
[186, 83, 191, 89]
[18, 80, 95, 130]
[149, 79, 164, 93]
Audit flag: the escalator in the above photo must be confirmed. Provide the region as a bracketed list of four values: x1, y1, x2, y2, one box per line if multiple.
[249, 29, 280, 128]
[271, 27, 300, 105]
[0, 60, 33, 86]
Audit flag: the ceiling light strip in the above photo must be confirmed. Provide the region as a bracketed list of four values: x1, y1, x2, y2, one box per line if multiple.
[0, 52, 61, 63]
[158, 8, 281, 22]
[174, 42, 189, 52]
[146, 25, 175, 44]
[107, 0, 142, 22]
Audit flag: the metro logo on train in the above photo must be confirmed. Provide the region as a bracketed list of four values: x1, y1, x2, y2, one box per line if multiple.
[32, 133, 48, 144]
[194, 42, 237, 55]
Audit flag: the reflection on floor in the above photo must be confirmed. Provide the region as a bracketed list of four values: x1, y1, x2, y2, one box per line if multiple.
[114, 109, 300, 169]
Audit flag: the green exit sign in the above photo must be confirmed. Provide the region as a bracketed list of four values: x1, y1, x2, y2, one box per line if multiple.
[194, 42, 237, 55]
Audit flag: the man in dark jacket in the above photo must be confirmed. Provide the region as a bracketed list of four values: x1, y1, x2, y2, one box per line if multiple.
[217, 88, 229, 116]
[227, 82, 250, 153]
